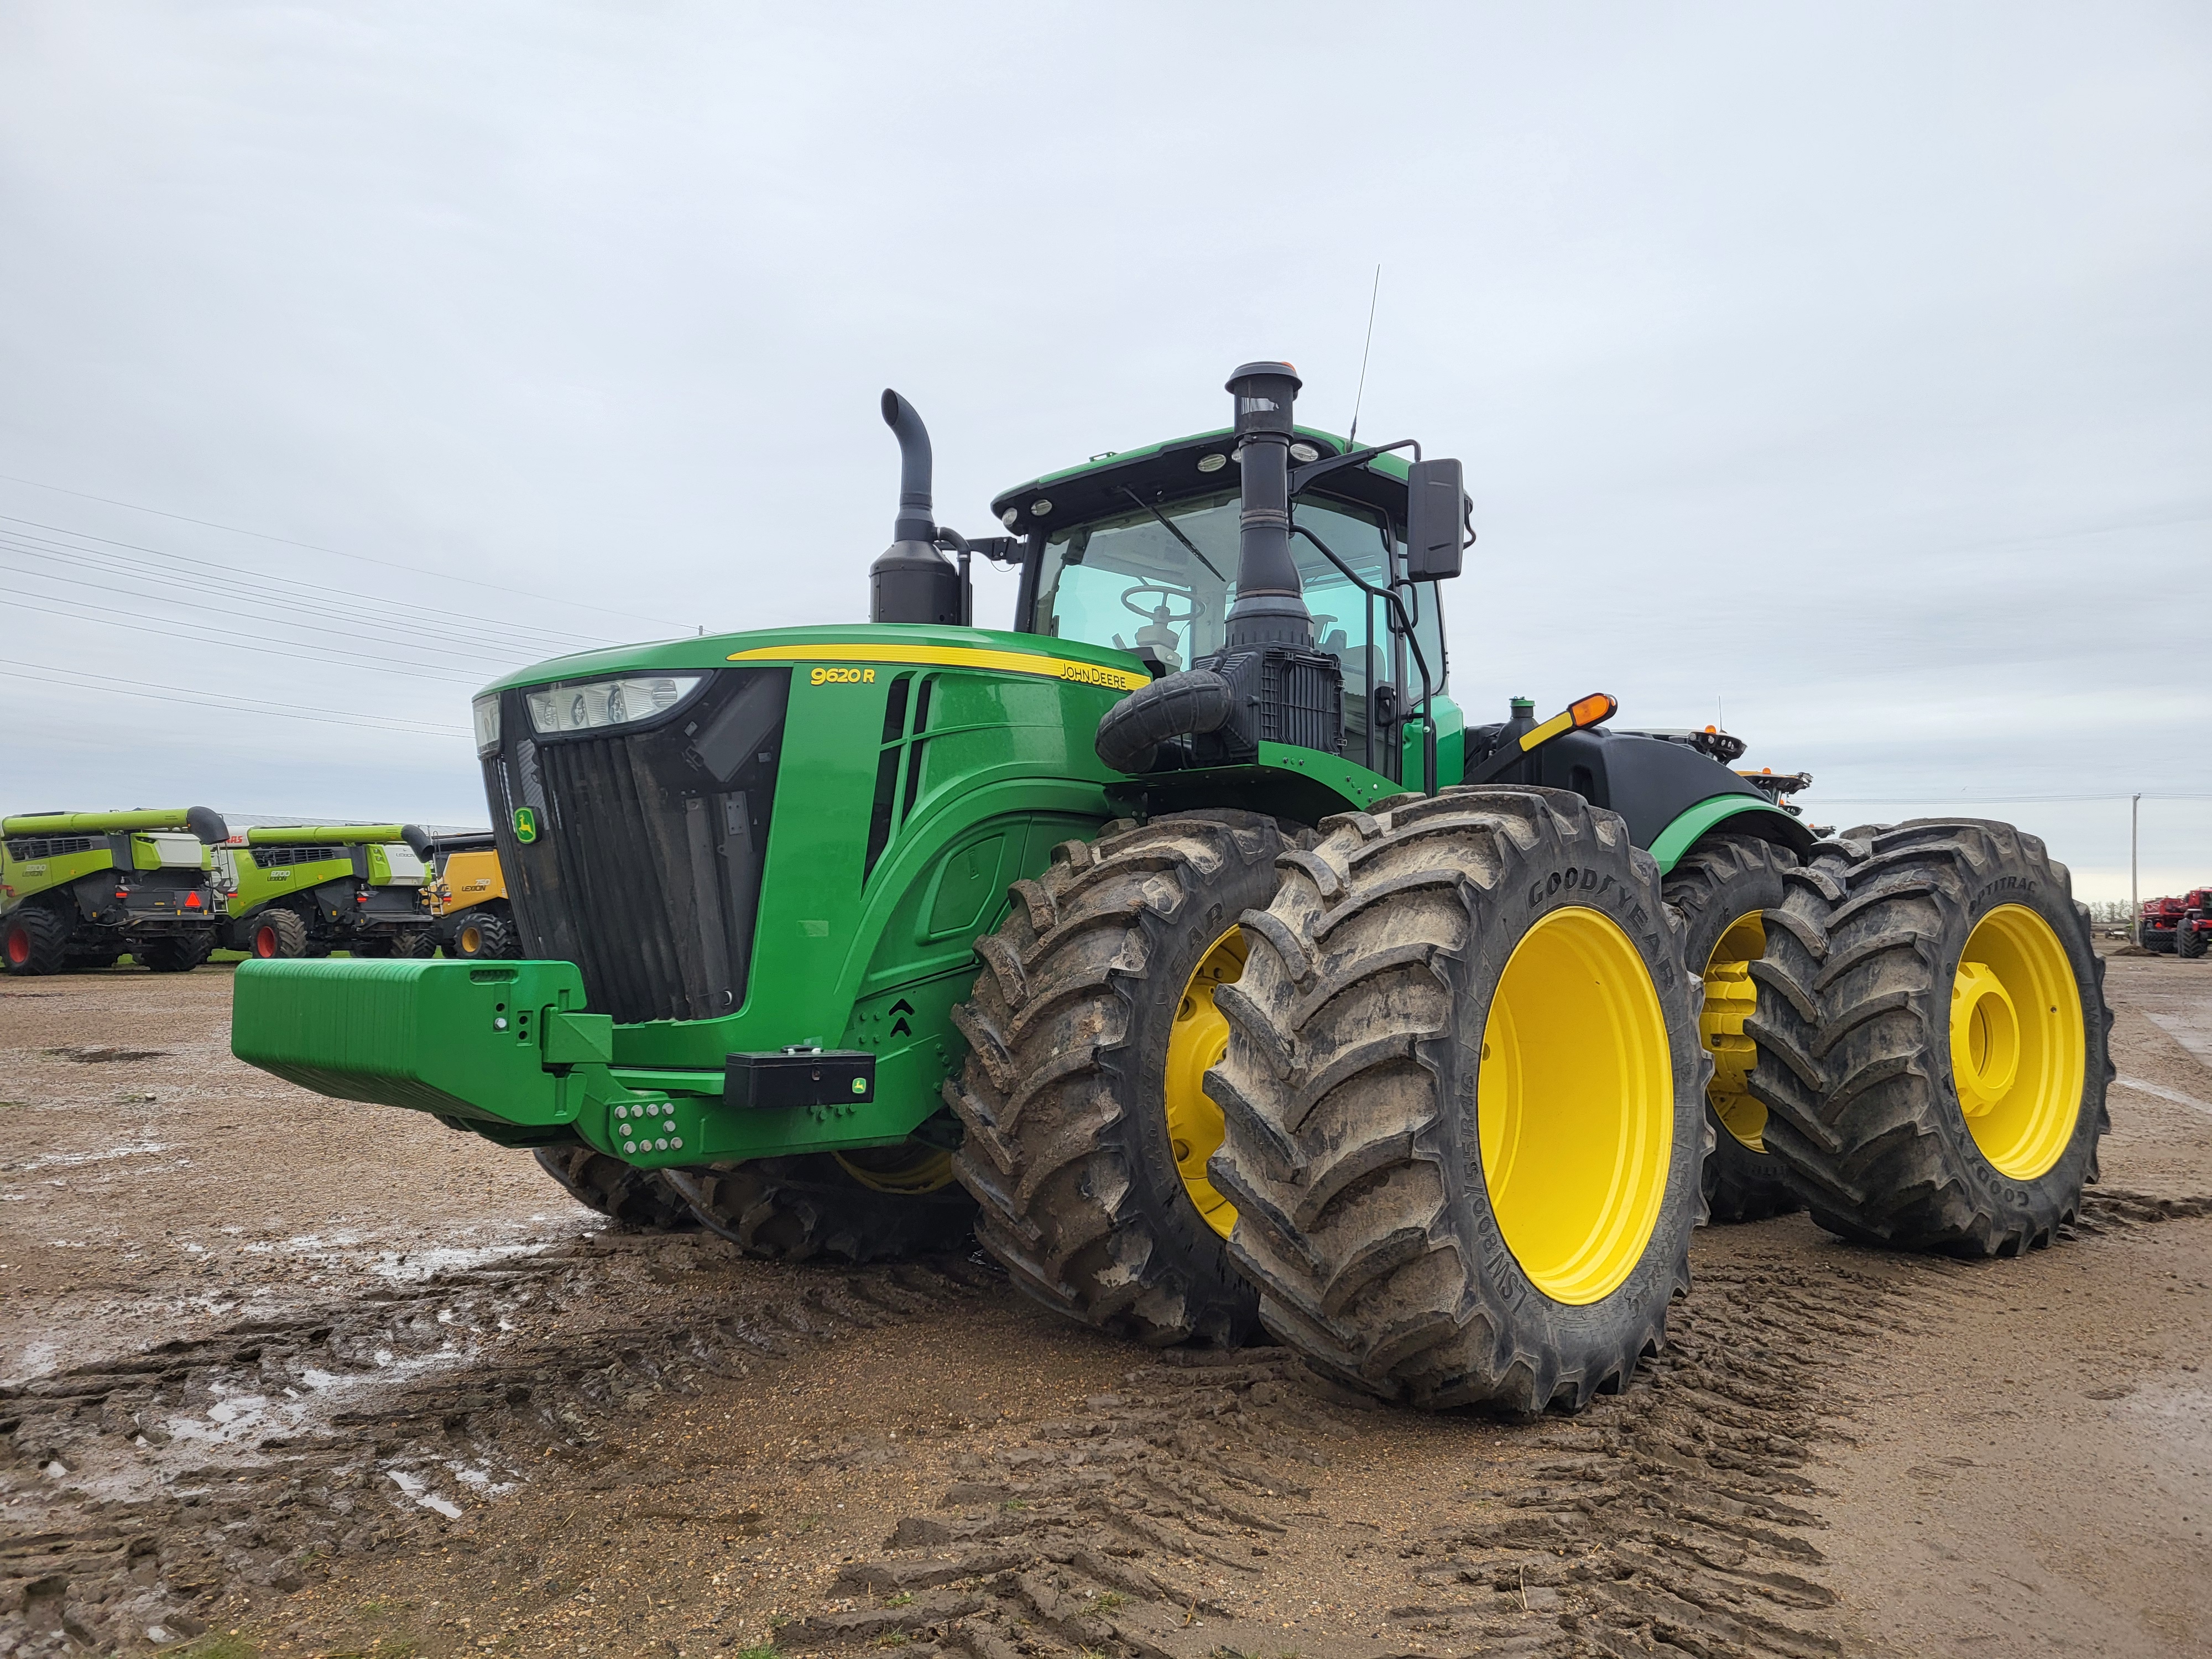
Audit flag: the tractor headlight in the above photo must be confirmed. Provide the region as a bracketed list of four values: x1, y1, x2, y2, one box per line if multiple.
[472, 695, 502, 755]
[524, 675, 702, 736]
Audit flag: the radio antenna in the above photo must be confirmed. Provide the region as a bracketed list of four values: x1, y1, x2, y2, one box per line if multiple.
[1345, 264, 1382, 451]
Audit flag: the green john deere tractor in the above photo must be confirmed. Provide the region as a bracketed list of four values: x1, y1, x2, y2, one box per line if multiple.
[218, 824, 432, 959]
[2, 807, 229, 973]
[233, 364, 2112, 1411]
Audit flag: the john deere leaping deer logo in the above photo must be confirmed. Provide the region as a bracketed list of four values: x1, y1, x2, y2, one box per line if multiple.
[513, 807, 538, 844]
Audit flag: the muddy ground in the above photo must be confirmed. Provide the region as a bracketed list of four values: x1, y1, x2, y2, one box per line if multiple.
[2, 951, 2208, 1659]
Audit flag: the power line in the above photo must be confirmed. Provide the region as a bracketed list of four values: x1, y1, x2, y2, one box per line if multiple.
[0, 472, 692, 631]
[0, 659, 469, 737]
[0, 520, 611, 656]
[0, 535, 606, 668]
[0, 592, 486, 682]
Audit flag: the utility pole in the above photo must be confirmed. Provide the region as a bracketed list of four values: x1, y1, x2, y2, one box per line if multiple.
[2132, 794, 2141, 946]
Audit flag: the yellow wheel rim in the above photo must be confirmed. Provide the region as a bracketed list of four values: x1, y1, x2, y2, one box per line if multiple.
[1478, 906, 1673, 1306]
[1700, 912, 1768, 1151]
[459, 922, 482, 955]
[834, 1142, 958, 1193]
[1950, 904, 2084, 1180]
[1165, 926, 1245, 1240]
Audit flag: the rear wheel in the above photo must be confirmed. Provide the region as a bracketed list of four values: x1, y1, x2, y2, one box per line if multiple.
[247, 909, 309, 959]
[665, 1144, 975, 1262]
[2147, 926, 2176, 954]
[1210, 788, 1707, 1412]
[137, 932, 215, 973]
[1660, 832, 1804, 1223]
[2, 905, 72, 977]
[453, 910, 518, 959]
[2179, 921, 2207, 960]
[533, 1146, 699, 1232]
[1749, 820, 2112, 1254]
[947, 812, 1286, 1347]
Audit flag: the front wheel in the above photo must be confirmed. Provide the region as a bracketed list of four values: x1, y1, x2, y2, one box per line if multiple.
[533, 1146, 699, 1232]
[946, 812, 1288, 1347]
[136, 932, 215, 973]
[665, 1146, 975, 1263]
[2179, 921, 2208, 960]
[452, 910, 518, 959]
[1210, 787, 1707, 1412]
[247, 909, 309, 959]
[2, 906, 72, 977]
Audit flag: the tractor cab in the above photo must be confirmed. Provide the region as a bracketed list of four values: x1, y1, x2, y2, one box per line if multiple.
[992, 428, 1449, 782]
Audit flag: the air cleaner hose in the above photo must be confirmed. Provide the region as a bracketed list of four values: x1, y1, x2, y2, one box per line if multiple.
[1093, 669, 1234, 774]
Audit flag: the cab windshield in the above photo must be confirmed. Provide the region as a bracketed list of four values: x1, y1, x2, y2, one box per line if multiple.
[1034, 488, 1444, 770]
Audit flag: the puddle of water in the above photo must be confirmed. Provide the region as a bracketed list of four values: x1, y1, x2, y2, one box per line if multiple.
[10, 1140, 170, 1173]
[2145, 1008, 2212, 1068]
[387, 1465, 465, 1519]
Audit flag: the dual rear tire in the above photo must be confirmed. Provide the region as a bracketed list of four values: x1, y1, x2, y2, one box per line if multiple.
[1748, 820, 2110, 1253]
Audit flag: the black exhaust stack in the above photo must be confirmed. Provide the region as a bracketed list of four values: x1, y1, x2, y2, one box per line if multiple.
[870, 390, 964, 626]
[1093, 360, 1345, 775]
[1223, 362, 1313, 648]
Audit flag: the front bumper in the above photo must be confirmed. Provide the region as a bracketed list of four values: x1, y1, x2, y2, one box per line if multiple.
[231, 958, 934, 1166]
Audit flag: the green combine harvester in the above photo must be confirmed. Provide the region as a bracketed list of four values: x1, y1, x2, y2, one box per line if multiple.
[2, 807, 229, 974]
[234, 364, 2112, 1411]
[218, 824, 431, 959]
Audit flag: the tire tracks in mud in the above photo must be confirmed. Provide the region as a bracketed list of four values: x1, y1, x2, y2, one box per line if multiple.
[0, 1230, 993, 1655]
[8, 1188, 2208, 1657]
[786, 1190, 2212, 1659]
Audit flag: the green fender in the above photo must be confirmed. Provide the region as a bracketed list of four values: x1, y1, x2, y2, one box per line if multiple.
[1647, 794, 1814, 875]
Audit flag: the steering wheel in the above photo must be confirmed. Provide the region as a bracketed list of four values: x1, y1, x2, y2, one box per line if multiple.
[1121, 583, 1203, 625]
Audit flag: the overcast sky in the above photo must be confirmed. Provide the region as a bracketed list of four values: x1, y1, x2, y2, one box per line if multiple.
[3, 3, 2207, 898]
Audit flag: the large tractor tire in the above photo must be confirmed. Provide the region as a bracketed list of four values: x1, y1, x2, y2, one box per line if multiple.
[246, 908, 309, 960]
[946, 812, 1287, 1347]
[664, 1146, 975, 1262]
[452, 910, 518, 960]
[2, 905, 72, 977]
[137, 932, 215, 973]
[1660, 832, 1804, 1223]
[2146, 927, 2176, 955]
[2178, 922, 2208, 961]
[403, 928, 440, 958]
[1747, 820, 2112, 1255]
[1209, 788, 1707, 1412]
[533, 1147, 699, 1232]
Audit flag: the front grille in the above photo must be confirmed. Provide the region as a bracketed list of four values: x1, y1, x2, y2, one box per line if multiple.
[487, 668, 787, 1024]
[4, 836, 96, 860]
[250, 846, 348, 868]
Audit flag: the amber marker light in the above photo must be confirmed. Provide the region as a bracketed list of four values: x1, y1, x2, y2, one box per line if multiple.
[1569, 692, 1618, 728]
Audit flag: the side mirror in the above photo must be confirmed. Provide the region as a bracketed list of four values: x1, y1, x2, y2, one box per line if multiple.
[1405, 457, 1467, 581]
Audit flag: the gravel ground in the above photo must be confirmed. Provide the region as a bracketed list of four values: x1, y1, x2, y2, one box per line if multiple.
[2, 950, 2208, 1659]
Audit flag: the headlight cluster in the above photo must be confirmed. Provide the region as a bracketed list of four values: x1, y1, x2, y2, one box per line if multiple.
[471, 695, 502, 756]
[523, 675, 702, 736]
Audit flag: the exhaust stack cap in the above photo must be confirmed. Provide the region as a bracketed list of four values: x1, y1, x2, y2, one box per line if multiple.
[1227, 361, 1302, 442]
[870, 389, 962, 625]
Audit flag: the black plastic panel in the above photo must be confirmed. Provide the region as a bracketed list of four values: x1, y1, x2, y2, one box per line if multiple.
[484, 668, 789, 1024]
